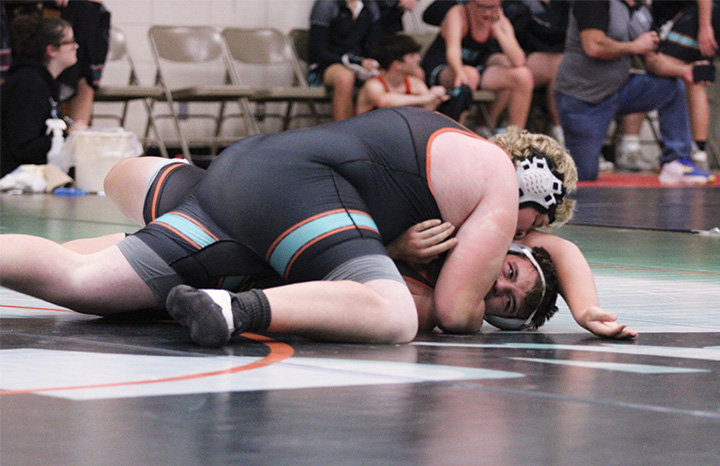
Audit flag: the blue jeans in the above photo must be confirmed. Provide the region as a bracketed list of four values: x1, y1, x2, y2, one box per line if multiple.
[555, 74, 692, 181]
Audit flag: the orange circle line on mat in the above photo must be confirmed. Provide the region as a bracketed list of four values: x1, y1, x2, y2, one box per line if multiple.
[0, 333, 294, 396]
[1, 304, 74, 312]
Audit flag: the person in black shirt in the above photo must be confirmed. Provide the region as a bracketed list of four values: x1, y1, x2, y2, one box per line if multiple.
[1, 11, 77, 177]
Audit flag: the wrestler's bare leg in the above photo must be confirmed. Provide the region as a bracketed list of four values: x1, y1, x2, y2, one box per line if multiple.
[0, 235, 158, 314]
[63, 233, 127, 254]
[264, 279, 418, 343]
[104, 156, 173, 226]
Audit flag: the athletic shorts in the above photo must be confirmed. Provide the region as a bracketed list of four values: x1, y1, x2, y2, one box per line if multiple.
[658, 3, 720, 62]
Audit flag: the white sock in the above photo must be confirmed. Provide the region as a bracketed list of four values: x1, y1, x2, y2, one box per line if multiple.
[620, 135, 640, 152]
[201, 289, 235, 334]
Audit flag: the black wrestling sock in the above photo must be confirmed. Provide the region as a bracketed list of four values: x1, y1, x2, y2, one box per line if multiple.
[166, 286, 271, 348]
[229, 289, 272, 335]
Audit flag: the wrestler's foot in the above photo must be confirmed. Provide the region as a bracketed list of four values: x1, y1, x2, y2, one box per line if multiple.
[166, 285, 235, 348]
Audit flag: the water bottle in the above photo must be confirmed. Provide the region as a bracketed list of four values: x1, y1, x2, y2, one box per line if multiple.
[45, 118, 67, 171]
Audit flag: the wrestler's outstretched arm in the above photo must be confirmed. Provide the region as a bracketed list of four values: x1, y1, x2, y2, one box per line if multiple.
[396, 221, 637, 339]
[520, 231, 637, 339]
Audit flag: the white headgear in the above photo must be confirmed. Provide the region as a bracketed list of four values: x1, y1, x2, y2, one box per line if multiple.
[483, 244, 546, 331]
[516, 153, 565, 223]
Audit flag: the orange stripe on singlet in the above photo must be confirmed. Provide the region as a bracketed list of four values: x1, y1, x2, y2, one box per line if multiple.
[150, 163, 184, 221]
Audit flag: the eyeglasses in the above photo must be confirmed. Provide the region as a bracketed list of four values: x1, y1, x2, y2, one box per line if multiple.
[58, 38, 77, 46]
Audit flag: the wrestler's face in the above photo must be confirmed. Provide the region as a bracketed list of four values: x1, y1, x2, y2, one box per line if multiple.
[483, 253, 539, 318]
[470, 0, 501, 22]
[515, 207, 549, 240]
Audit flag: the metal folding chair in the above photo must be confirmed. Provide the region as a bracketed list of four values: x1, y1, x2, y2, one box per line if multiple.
[148, 25, 259, 161]
[222, 27, 330, 130]
[93, 28, 168, 157]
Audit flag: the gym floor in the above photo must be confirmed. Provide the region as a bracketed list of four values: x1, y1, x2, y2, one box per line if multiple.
[1, 178, 719, 466]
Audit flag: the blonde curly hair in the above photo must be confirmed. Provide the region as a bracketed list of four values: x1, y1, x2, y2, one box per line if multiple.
[491, 126, 577, 227]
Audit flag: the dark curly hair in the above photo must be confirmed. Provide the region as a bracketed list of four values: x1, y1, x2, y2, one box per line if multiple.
[372, 33, 421, 70]
[10, 11, 70, 64]
[516, 246, 559, 329]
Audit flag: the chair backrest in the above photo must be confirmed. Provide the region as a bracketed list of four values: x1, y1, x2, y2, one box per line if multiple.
[409, 31, 437, 58]
[101, 27, 142, 86]
[106, 28, 128, 63]
[223, 27, 308, 88]
[148, 25, 235, 89]
[149, 25, 225, 63]
[222, 28, 292, 66]
[288, 28, 310, 64]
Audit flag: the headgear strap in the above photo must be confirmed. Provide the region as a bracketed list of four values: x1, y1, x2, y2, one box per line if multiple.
[483, 244, 546, 331]
[516, 150, 565, 223]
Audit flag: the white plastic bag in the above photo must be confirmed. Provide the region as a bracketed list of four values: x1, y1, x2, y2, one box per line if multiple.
[61, 127, 144, 193]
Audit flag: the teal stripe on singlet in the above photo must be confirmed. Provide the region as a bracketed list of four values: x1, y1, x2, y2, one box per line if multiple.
[154, 212, 217, 249]
[268, 211, 379, 277]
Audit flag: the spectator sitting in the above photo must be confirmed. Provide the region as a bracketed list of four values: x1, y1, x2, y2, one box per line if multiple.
[375, 0, 425, 79]
[0, 11, 77, 177]
[51, 0, 111, 132]
[504, 0, 570, 146]
[308, 0, 382, 120]
[554, 0, 715, 184]
[422, 0, 465, 27]
[420, 0, 534, 130]
[618, 0, 720, 171]
[355, 34, 449, 116]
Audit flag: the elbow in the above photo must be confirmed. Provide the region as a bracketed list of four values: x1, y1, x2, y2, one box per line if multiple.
[437, 316, 482, 334]
[583, 44, 605, 60]
[434, 304, 483, 335]
[374, 96, 394, 109]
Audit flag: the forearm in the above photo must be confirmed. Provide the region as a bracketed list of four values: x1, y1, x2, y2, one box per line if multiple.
[495, 21, 526, 66]
[523, 232, 598, 325]
[698, 0, 714, 29]
[445, 45, 465, 75]
[499, 42, 526, 67]
[581, 30, 639, 60]
[555, 246, 600, 327]
[434, 291, 485, 333]
[374, 92, 438, 109]
[643, 53, 691, 79]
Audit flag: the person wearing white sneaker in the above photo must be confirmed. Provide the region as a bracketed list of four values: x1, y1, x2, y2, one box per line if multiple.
[650, 0, 719, 175]
[554, 0, 712, 184]
[692, 149, 710, 172]
[659, 157, 716, 184]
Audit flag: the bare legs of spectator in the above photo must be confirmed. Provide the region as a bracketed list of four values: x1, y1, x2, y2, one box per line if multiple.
[323, 63, 356, 121]
[527, 51, 563, 144]
[479, 54, 534, 129]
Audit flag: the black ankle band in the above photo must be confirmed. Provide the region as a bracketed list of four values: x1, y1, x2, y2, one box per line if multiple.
[231, 289, 272, 333]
